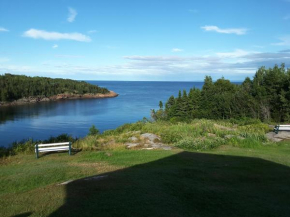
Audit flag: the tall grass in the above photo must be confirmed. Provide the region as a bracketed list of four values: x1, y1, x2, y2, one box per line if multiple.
[0, 134, 77, 157]
[1, 119, 273, 157]
[99, 119, 271, 150]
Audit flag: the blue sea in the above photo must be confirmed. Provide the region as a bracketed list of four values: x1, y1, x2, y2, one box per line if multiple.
[0, 81, 205, 147]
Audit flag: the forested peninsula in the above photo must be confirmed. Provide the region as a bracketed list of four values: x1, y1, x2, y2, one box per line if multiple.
[153, 64, 290, 123]
[0, 74, 118, 106]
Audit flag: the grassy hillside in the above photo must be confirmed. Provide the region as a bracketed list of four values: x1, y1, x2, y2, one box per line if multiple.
[3, 119, 272, 156]
[1, 146, 290, 217]
[1, 119, 290, 216]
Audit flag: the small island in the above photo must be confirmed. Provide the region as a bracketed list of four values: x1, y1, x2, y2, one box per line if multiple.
[0, 74, 118, 106]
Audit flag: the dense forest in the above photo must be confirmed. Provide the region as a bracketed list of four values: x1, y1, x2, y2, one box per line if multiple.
[152, 64, 290, 122]
[0, 74, 109, 102]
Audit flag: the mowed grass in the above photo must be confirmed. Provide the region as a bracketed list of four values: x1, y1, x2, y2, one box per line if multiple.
[1, 144, 290, 217]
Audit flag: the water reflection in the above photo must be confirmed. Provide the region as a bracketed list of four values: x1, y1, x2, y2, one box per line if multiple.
[0, 102, 57, 124]
[0, 81, 206, 147]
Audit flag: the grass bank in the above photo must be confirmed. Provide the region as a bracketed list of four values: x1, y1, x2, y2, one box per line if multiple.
[1, 119, 272, 156]
[1, 119, 290, 216]
[1, 145, 290, 217]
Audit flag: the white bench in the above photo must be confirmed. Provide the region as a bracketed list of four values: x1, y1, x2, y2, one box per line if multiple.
[274, 125, 290, 134]
[35, 142, 72, 158]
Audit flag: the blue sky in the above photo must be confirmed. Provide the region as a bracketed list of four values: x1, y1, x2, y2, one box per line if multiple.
[0, 0, 290, 81]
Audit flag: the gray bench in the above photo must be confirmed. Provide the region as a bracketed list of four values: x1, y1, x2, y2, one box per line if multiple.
[35, 142, 72, 158]
[274, 125, 290, 134]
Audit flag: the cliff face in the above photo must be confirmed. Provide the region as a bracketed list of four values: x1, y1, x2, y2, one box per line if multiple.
[0, 91, 118, 106]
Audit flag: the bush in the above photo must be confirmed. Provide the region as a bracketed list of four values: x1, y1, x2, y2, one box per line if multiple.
[229, 118, 261, 126]
[175, 137, 224, 150]
[1, 134, 78, 157]
[45, 134, 77, 143]
[88, 125, 100, 136]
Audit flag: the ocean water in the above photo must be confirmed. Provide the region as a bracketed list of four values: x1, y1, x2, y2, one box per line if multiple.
[0, 81, 204, 147]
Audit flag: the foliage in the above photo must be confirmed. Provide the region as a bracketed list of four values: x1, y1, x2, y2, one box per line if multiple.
[0, 119, 273, 157]
[88, 125, 100, 136]
[175, 137, 224, 150]
[100, 119, 270, 151]
[153, 64, 290, 122]
[0, 134, 77, 157]
[0, 73, 109, 102]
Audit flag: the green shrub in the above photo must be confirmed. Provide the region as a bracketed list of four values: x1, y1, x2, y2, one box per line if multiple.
[88, 125, 100, 136]
[229, 118, 261, 125]
[175, 137, 224, 150]
[1, 134, 77, 157]
[161, 130, 183, 143]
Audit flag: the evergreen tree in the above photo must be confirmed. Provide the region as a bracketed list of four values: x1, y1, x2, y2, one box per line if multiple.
[154, 64, 290, 123]
[159, 101, 163, 109]
[0, 74, 109, 102]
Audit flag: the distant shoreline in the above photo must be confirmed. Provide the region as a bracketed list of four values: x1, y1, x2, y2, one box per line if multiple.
[0, 91, 118, 107]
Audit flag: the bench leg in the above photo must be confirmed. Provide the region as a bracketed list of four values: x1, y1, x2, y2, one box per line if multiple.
[69, 142, 72, 156]
[36, 145, 39, 159]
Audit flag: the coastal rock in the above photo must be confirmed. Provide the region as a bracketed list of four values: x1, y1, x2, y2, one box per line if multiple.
[266, 131, 290, 142]
[125, 143, 140, 148]
[140, 133, 161, 143]
[0, 90, 118, 107]
[126, 133, 172, 150]
[129, 136, 138, 142]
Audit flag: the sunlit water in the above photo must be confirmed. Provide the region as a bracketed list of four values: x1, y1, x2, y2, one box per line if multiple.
[0, 81, 205, 147]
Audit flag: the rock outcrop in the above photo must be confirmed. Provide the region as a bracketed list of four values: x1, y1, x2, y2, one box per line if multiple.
[0, 91, 118, 106]
[266, 131, 290, 142]
[125, 133, 172, 150]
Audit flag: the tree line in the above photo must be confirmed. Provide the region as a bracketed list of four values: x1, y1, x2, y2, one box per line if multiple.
[0, 74, 109, 102]
[152, 64, 290, 122]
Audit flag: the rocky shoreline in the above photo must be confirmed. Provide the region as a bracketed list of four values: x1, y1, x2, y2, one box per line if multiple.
[0, 91, 118, 107]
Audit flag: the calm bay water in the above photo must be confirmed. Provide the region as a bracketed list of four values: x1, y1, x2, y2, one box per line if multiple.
[0, 81, 204, 147]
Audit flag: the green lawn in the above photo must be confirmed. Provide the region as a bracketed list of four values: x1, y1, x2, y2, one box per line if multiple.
[1, 144, 290, 217]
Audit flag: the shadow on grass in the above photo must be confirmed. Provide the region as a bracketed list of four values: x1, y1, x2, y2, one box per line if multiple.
[49, 151, 290, 217]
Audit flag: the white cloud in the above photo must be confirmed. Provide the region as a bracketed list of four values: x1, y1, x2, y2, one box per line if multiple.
[88, 30, 98, 34]
[216, 49, 250, 58]
[0, 27, 9, 32]
[67, 7, 77, 23]
[52, 44, 58, 49]
[272, 36, 290, 46]
[23, 29, 91, 42]
[201, 25, 248, 35]
[2, 50, 290, 81]
[172, 48, 184, 52]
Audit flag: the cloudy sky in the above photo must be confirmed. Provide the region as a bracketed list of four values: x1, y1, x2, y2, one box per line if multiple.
[0, 0, 290, 81]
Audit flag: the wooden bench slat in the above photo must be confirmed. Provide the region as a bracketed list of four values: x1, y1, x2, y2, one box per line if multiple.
[38, 142, 70, 147]
[274, 125, 290, 134]
[278, 127, 290, 130]
[36, 146, 70, 152]
[38, 148, 70, 153]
